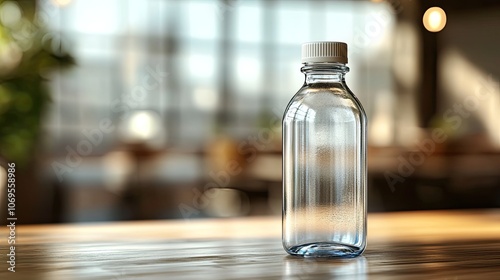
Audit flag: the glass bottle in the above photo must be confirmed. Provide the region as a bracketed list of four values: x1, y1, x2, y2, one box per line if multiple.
[282, 42, 367, 258]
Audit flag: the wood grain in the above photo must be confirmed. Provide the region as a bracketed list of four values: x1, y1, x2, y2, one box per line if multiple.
[1, 210, 500, 279]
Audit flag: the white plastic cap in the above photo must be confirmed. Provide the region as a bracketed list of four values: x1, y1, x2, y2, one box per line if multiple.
[301, 41, 348, 64]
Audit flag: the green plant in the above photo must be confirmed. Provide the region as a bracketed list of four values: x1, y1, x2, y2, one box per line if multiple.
[0, 0, 73, 164]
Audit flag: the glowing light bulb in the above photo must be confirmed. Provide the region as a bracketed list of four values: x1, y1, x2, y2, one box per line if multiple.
[127, 111, 156, 140]
[423, 7, 447, 32]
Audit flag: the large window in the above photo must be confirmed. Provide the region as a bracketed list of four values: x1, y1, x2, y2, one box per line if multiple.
[41, 0, 397, 152]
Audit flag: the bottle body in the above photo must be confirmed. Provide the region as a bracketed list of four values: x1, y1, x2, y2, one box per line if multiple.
[282, 62, 367, 258]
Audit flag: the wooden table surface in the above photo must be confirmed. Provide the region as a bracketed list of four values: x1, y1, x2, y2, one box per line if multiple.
[1, 210, 500, 279]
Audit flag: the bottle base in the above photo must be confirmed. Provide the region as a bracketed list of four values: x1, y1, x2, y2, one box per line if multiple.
[287, 242, 363, 258]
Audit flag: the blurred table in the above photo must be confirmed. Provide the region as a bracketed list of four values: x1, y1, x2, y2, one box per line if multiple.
[1, 210, 500, 279]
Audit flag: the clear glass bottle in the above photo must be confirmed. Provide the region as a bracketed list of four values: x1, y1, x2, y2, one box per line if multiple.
[282, 42, 367, 258]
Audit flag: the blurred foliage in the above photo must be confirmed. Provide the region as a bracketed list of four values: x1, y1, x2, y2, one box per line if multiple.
[0, 0, 74, 164]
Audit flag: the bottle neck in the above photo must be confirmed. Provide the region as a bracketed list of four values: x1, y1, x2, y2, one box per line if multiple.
[301, 62, 349, 84]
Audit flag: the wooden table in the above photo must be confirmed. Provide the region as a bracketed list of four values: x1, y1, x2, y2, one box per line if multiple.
[1, 210, 500, 279]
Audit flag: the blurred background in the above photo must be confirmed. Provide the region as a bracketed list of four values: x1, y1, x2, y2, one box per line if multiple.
[0, 0, 498, 224]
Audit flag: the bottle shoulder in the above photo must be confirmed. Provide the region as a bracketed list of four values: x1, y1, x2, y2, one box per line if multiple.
[283, 83, 366, 122]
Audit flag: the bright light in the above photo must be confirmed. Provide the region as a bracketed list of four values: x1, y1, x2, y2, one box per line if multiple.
[123, 111, 161, 142]
[423, 7, 447, 32]
[129, 112, 154, 140]
[235, 57, 261, 92]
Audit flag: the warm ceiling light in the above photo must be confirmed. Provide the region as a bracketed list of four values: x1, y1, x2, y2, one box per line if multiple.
[423, 7, 447, 32]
